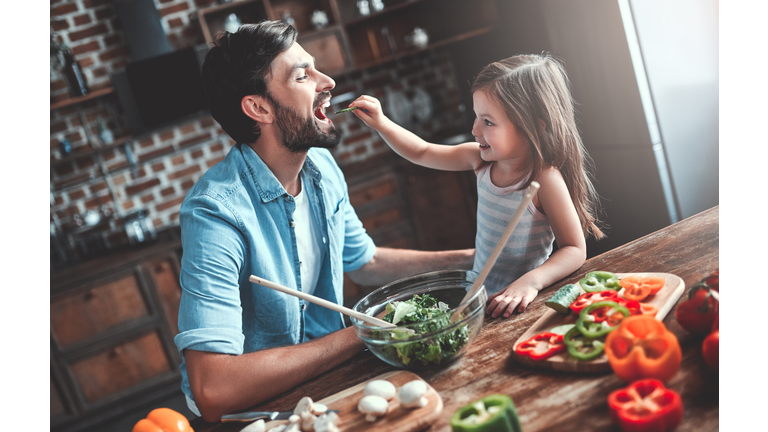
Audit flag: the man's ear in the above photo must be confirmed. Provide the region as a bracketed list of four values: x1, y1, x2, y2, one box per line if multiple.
[241, 95, 273, 124]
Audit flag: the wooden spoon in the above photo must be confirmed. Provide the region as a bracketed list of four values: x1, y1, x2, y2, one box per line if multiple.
[249, 275, 396, 328]
[450, 181, 540, 322]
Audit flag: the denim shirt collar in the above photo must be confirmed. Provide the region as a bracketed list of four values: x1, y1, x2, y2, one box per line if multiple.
[240, 144, 324, 203]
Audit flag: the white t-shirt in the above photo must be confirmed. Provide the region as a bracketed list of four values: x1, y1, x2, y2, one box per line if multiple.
[293, 183, 324, 295]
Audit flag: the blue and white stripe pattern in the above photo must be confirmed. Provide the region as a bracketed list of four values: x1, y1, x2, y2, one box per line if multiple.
[472, 164, 555, 295]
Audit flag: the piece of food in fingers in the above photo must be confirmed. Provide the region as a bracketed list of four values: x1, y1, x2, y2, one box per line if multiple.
[334, 106, 359, 113]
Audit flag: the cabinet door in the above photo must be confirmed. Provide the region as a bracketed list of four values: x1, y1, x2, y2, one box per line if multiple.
[68, 331, 174, 405]
[144, 254, 183, 337]
[51, 269, 150, 349]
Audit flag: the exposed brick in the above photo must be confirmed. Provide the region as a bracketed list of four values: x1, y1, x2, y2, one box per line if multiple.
[353, 145, 368, 155]
[138, 145, 174, 163]
[141, 194, 155, 204]
[51, 19, 70, 32]
[94, 6, 114, 20]
[113, 174, 126, 186]
[181, 180, 195, 191]
[159, 2, 190, 17]
[68, 189, 86, 201]
[73, 13, 92, 27]
[90, 182, 107, 194]
[168, 165, 201, 180]
[125, 178, 160, 196]
[68, 23, 108, 42]
[152, 162, 166, 173]
[179, 133, 210, 148]
[170, 211, 180, 221]
[342, 131, 372, 146]
[79, 57, 94, 68]
[123, 200, 134, 211]
[200, 117, 215, 128]
[76, 157, 95, 170]
[156, 196, 185, 211]
[168, 17, 183, 28]
[65, 131, 83, 143]
[104, 34, 121, 47]
[98, 46, 129, 62]
[195, 0, 218, 7]
[93, 67, 109, 78]
[51, 79, 68, 92]
[72, 40, 100, 56]
[172, 155, 185, 166]
[85, 194, 112, 209]
[159, 130, 175, 142]
[191, 150, 204, 159]
[139, 137, 155, 148]
[51, 3, 79, 17]
[102, 149, 116, 161]
[160, 187, 175, 197]
[83, 0, 112, 8]
[51, 120, 68, 133]
[179, 123, 196, 135]
[206, 156, 225, 167]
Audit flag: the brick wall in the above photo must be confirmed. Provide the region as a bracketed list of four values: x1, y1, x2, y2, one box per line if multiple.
[50, 0, 466, 258]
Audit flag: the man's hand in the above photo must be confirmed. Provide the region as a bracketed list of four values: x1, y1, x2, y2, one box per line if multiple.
[185, 327, 364, 422]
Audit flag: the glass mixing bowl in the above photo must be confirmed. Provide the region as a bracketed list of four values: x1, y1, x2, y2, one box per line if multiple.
[351, 269, 486, 370]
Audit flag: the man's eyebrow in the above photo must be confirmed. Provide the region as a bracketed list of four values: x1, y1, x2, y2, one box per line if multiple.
[288, 57, 317, 77]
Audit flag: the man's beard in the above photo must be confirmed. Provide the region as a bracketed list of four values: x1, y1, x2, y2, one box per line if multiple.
[266, 91, 341, 153]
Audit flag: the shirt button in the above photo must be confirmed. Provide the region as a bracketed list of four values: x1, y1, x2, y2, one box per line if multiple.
[322, 237, 326, 243]
[302, 303, 307, 311]
[290, 221, 296, 227]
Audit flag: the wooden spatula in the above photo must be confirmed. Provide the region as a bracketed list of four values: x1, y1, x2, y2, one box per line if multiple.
[450, 181, 540, 322]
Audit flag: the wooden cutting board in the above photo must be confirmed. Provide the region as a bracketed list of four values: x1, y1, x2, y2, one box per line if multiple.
[511, 272, 684, 373]
[263, 370, 442, 432]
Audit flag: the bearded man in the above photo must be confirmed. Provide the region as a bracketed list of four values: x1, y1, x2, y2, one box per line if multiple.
[174, 21, 474, 422]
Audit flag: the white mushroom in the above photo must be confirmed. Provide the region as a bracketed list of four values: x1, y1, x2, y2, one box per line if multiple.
[311, 403, 328, 415]
[358, 394, 389, 422]
[299, 410, 317, 432]
[267, 425, 287, 432]
[283, 414, 301, 432]
[293, 396, 315, 416]
[240, 419, 265, 432]
[396, 380, 428, 409]
[364, 380, 396, 401]
[314, 411, 340, 432]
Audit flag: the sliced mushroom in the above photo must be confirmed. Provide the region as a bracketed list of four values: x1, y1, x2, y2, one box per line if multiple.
[314, 411, 340, 432]
[267, 425, 287, 432]
[364, 380, 396, 401]
[358, 394, 389, 422]
[311, 403, 328, 415]
[293, 396, 315, 416]
[299, 410, 317, 432]
[240, 419, 265, 432]
[397, 380, 428, 409]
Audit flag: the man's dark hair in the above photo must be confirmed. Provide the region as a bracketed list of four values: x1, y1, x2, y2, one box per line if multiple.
[201, 21, 298, 144]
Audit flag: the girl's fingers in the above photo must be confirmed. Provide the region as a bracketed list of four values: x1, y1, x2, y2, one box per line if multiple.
[517, 297, 532, 313]
[502, 298, 521, 318]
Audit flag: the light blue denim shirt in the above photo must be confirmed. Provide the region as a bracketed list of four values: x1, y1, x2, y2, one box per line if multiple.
[174, 143, 375, 407]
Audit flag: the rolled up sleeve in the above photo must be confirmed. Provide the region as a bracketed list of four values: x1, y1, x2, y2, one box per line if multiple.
[174, 194, 247, 356]
[341, 196, 376, 272]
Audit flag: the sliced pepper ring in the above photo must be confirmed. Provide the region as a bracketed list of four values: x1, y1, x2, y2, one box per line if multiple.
[450, 394, 522, 432]
[570, 290, 619, 314]
[619, 276, 666, 301]
[579, 271, 621, 293]
[563, 326, 605, 361]
[515, 332, 566, 361]
[577, 301, 630, 338]
[604, 315, 682, 383]
[607, 379, 683, 432]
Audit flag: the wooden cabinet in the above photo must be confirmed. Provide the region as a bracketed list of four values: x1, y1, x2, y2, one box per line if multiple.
[50, 242, 184, 432]
[197, 0, 497, 75]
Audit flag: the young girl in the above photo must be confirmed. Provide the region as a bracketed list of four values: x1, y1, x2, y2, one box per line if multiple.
[347, 53, 604, 319]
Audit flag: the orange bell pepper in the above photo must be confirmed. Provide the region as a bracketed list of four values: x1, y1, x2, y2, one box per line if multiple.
[619, 276, 666, 302]
[132, 408, 194, 432]
[605, 315, 682, 383]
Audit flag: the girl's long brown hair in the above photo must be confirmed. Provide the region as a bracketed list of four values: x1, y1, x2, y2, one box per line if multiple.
[472, 54, 605, 239]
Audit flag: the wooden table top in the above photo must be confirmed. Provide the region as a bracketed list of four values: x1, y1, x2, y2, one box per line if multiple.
[191, 205, 719, 432]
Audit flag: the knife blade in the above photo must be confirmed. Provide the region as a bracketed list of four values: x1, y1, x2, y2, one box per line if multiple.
[221, 409, 340, 422]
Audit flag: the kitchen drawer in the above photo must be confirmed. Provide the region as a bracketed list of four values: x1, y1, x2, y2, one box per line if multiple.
[68, 331, 173, 404]
[51, 269, 149, 348]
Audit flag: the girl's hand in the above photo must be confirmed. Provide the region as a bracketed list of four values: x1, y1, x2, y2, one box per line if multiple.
[347, 95, 391, 131]
[486, 283, 539, 318]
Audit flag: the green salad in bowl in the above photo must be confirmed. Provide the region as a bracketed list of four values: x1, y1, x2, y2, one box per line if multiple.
[351, 270, 486, 370]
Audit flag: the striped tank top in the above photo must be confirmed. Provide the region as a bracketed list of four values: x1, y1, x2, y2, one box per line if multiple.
[472, 164, 555, 295]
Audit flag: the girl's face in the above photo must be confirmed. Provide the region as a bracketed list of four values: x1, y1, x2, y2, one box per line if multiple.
[471, 90, 530, 164]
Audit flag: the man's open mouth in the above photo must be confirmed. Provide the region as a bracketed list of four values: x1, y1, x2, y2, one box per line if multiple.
[314, 100, 331, 123]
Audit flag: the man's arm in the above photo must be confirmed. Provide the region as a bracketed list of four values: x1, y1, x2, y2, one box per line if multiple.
[186, 327, 365, 422]
[347, 247, 475, 287]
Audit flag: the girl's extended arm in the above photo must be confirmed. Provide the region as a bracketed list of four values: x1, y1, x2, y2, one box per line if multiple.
[347, 95, 484, 172]
[486, 166, 587, 318]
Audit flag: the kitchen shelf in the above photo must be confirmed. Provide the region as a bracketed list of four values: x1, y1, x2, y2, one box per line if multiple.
[50, 86, 115, 111]
[51, 135, 132, 168]
[342, 0, 430, 26]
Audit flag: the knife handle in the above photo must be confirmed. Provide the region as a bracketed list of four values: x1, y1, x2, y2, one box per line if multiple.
[221, 412, 274, 422]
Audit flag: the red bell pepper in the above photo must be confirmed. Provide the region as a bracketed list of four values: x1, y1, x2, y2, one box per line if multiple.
[675, 270, 719, 334]
[616, 298, 658, 317]
[570, 290, 618, 313]
[515, 332, 566, 361]
[607, 379, 683, 432]
[605, 315, 682, 383]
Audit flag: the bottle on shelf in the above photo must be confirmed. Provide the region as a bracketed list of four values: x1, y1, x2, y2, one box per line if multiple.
[60, 44, 90, 97]
[97, 116, 114, 145]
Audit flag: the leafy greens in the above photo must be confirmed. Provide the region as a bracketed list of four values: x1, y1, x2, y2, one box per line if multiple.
[375, 294, 470, 367]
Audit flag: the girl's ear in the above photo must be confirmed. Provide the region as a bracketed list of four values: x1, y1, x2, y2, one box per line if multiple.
[241, 95, 273, 124]
[537, 118, 547, 135]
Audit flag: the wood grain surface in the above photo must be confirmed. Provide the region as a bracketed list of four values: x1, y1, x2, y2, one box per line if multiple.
[190, 206, 719, 432]
[511, 272, 684, 372]
[260, 371, 442, 432]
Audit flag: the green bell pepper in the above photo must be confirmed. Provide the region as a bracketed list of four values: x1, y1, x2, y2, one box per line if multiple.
[450, 394, 522, 432]
[579, 271, 621, 293]
[563, 326, 605, 361]
[576, 301, 630, 338]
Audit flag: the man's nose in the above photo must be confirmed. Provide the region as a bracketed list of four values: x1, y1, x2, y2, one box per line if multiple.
[317, 71, 335, 93]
